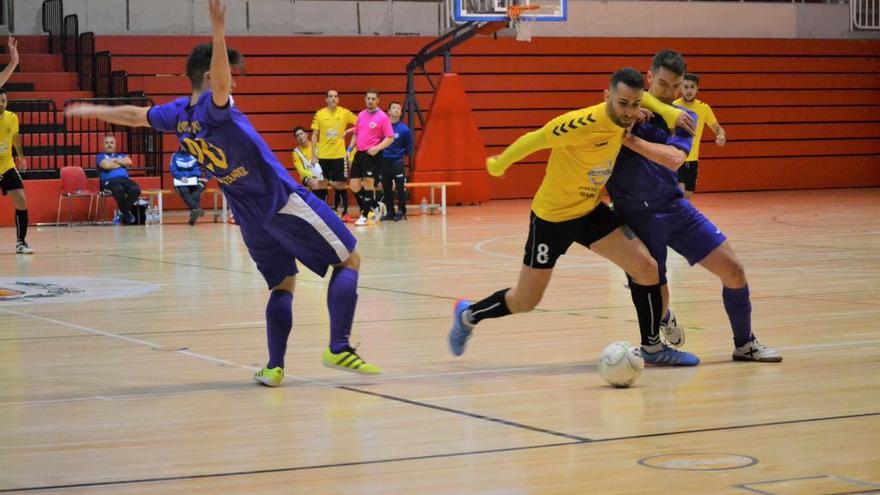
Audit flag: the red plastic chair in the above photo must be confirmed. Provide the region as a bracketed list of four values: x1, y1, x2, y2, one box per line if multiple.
[56, 166, 97, 225]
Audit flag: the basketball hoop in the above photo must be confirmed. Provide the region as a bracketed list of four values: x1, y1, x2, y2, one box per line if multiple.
[507, 5, 540, 42]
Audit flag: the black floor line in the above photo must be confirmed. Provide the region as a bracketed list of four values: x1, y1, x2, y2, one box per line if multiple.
[337, 385, 591, 442]
[0, 441, 580, 493]
[1, 411, 876, 493]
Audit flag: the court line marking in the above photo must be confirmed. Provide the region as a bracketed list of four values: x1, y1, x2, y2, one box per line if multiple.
[1, 412, 876, 493]
[337, 385, 590, 442]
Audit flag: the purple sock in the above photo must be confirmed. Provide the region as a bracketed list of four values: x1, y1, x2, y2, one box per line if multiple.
[723, 285, 753, 347]
[328, 267, 358, 353]
[265, 290, 293, 369]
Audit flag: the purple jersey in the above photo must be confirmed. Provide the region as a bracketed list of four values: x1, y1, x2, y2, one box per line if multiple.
[147, 91, 305, 223]
[147, 91, 356, 284]
[606, 108, 696, 210]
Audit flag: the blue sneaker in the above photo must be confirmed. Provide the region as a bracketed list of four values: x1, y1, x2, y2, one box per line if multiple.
[125, 211, 137, 224]
[642, 345, 700, 366]
[449, 299, 474, 356]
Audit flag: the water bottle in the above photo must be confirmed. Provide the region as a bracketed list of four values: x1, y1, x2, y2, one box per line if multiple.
[112, 209, 121, 225]
[149, 206, 160, 224]
[420, 197, 429, 214]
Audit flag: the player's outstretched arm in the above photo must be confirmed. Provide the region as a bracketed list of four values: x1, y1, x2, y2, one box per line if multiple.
[65, 104, 151, 128]
[0, 36, 19, 88]
[640, 92, 695, 135]
[208, 0, 232, 108]
[486, 129, 549, 177]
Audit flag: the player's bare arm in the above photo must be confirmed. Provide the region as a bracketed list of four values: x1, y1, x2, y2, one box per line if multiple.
[208, 0, 232, 108]
[0, 36, 19, 88]
[622, 133, 687, 170]
[13, 133, 26, 171]
[64, 104, 151, 128]
[368, 136, 394, 156]
[711, 122, 727, 146]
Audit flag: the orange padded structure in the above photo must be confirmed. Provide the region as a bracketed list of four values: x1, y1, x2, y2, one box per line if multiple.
[413, 74, 489, 205]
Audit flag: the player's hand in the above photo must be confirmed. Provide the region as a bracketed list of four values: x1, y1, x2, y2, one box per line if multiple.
[17, 157, 27, 171]
[486, 155, 505, 177]
[675, 111, 696, 135]
[367, 146, 379, 156]
[636, 108, 654, 124]
[208, 0, 227, 34]
[7, 36, 18, 67]
[715, 135, 726, 147]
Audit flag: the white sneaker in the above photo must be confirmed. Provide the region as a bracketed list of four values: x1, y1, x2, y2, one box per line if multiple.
[15, 241, 34, 255]
[660, 310, 685, 347]
[733, 338, 782, 362]
[355, 215, 368, 226]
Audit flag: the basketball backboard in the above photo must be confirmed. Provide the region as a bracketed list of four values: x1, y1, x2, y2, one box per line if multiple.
[453, 0, 567, 22]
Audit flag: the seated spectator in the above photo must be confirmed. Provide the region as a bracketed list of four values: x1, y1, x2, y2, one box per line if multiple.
[291, 126, 327, 202]
[96, 134, 140, 225]
[170, 148, 207, 225]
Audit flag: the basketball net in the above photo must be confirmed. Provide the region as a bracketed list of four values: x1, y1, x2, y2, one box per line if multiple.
[507, 5, 539, 42]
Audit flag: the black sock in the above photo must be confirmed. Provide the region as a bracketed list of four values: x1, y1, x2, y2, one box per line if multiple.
[340, 189, 348, 213]
[333, 189, 341, 211]
[15, 209, 27, 243]
[353, 189, 366, 215]
[628, 278, 663, 349]
[466, 288, 512, 325]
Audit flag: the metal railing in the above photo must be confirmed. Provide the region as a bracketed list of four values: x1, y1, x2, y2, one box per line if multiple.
[852, 0, 880, 29]
[8, 99, 60, 178]
[62, 13, 77, 71]
[77, 32, 95, 91]
[63, 97, 164, 181]
[42, 0, 63, 54]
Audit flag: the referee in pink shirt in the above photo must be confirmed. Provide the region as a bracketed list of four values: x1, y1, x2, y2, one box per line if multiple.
[349, 89, 394, 226]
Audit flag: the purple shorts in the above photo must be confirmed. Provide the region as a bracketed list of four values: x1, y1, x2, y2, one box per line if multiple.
[615, 198, 726, 284]
[239, 189, 357, 289]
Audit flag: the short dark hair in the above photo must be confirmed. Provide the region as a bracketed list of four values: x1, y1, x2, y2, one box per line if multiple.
[293, 126, 306, 135]
[651, 49, 687, 76]
[609, 68, 644, 91]
[366, 89, 380, 97]
[683, 73, 700, 85]
[388, 101, 402, 109]
[186, 43, 243, 90]
[0, 88, 7, 97]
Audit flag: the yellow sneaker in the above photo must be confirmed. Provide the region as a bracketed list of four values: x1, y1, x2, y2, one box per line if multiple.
[254, 366, 284, 387]
[322, 347, 381, 375]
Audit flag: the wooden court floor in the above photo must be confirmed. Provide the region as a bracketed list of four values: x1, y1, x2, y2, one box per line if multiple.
[1, 188, 878, 494]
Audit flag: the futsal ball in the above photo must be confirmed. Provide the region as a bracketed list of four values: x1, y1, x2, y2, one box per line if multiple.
[598, 341, 645, 388]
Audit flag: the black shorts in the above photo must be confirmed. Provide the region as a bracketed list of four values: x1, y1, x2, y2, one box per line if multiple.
[677, 161, 699, 192]
[350, 151, 382, 180]
[0, 167, 23, 195]
[523, 202, 622, 269]
[320, 158, 347, 183]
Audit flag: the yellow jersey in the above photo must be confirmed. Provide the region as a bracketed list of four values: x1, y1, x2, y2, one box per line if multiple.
[673, 98, 717, 161]
[532, 103, 625, 222]
[291, 142, 315, 180]
[0, 110, 19, 175]
[311, 106, 357, 160]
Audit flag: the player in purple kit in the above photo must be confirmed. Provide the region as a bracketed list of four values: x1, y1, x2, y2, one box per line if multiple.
[66, 0, 380, 386]
[607, 49, 781, 364]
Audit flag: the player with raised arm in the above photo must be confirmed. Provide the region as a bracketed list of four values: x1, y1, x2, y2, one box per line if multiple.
[66, 0, 381, 386]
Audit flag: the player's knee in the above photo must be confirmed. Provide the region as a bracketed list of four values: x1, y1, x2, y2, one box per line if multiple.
[630, 255, 659, 285]
[272, 275, 296, 293]
[340, 250, 360, 271]
[728, 260, 747, 285]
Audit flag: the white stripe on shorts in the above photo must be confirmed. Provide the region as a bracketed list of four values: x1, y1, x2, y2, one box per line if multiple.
[278, 192, 350, 262]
